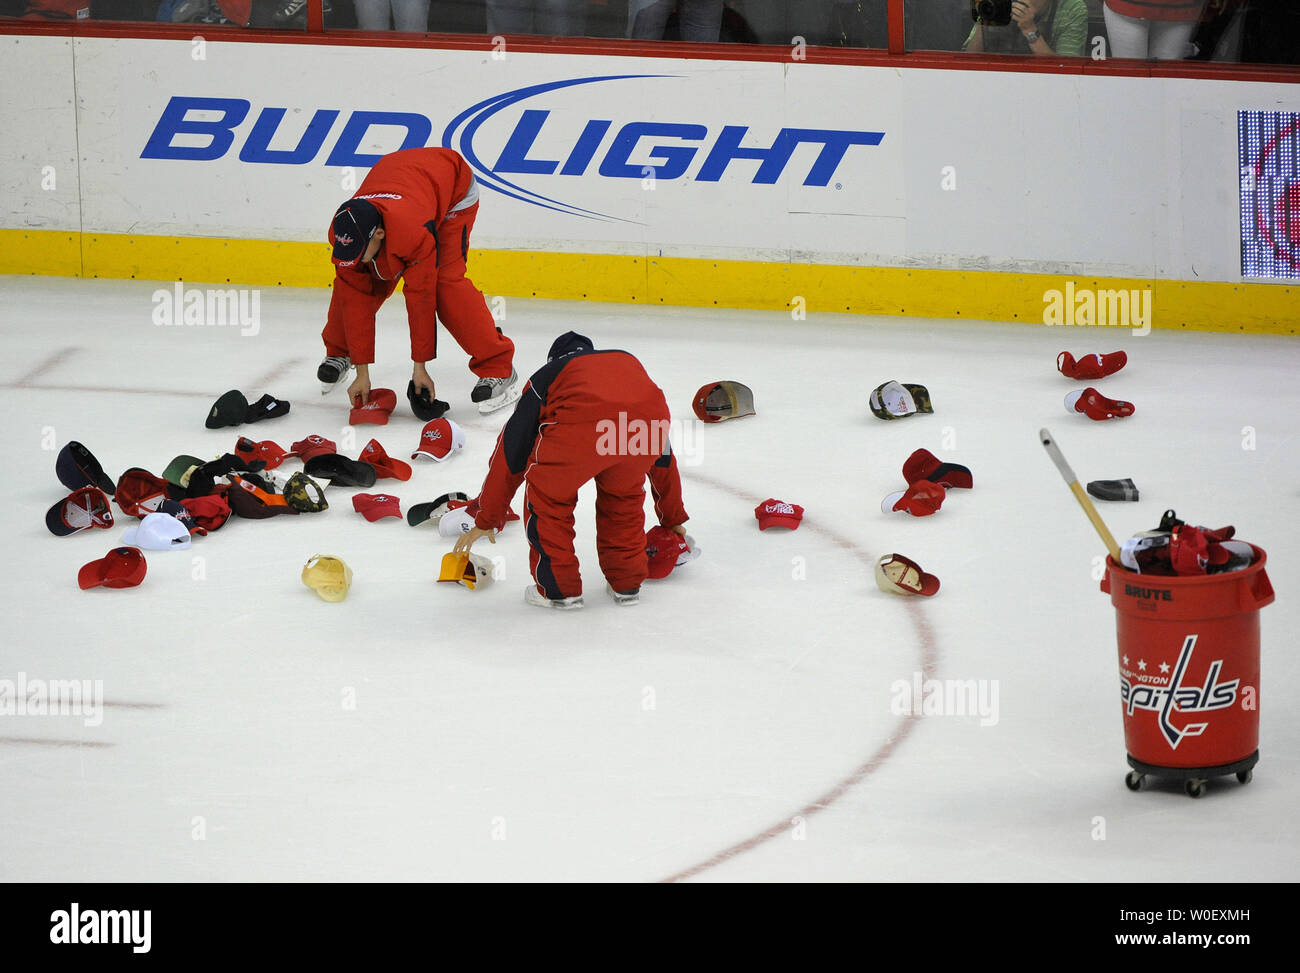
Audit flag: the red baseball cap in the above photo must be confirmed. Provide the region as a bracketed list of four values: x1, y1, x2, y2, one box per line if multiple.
[754, 498, 804, 530]
[234, 437, 289, 470]
[350, 388, 398, 426]
[360, 438, 412, 481]
[180, 491, 233, 532]
[882, 480, 945, 516]
[290, 435, 338, 462]
[115, 468, 172, 517]
[902, 449, 973, 490]
[874, 553, 940, 596]
[353, 492, 403, 522]
[412, 418, 466, 462]
[646, 525, 691, 579]
[78, 546, 147, 590]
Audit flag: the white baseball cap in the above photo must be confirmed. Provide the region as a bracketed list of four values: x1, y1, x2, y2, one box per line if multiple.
[122, 512, 192, 551]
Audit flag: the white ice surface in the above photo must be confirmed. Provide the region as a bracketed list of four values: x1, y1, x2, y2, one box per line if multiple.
[1, 276, 1297, 882]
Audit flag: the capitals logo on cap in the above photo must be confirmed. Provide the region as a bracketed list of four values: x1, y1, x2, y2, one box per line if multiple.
[755, 498, 804, 530]
[412, 418, 466, 462]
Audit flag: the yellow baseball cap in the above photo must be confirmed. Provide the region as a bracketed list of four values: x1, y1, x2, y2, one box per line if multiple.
[302, 554, 353, 602]
[437, 551, 495, 590]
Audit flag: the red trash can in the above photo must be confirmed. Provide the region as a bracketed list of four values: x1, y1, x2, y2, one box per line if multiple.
[1100, 544, 1273, 797]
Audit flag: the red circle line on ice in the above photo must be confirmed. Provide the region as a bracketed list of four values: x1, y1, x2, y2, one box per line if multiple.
[660, 469, 940, 883]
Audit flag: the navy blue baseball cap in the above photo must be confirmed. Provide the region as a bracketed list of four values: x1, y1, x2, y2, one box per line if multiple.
[330, 199, 382, 267]
[56, 441, 116, 495]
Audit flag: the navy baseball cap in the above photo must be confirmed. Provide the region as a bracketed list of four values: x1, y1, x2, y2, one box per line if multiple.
[330, 199, 382, 267]
[56, 441, 116, 495]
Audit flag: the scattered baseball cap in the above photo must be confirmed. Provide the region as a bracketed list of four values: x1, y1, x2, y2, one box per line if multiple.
[754, 498, 804, 530]
[226, 474, 298, 519]
[693, 381, 756, 423]
[180, 492, 232, 532]
[353, 493, 402, 522]
[156, 498, 207, 536]
[162, 454, 206, 489]
[1087, 478, 1140, 502]
[283, 472, 328, 513]
[330, 198, 382, 268]
[234, 437, 289, 470]
[437, 507, 478, 538]
[407, 380, 450, 422]
[115, 468, 171, 517]
[412, 418, 466, 462]
[360, 439, 412, 481]
[874, 553, 940, 596]
[122, 511, 192, 550]
[1057, 351, 1127, 381]
[437, 551, 496, 590]
[302, 554, 353, 603]
[407, 491, 470, 528]
[303, 454, 377, 488]
[245, 393, 290, 423]
[882, 480, 946, 517]
[870, 381, 933, 420]
[56, 442, 116, 495]
[1065, 387, 1135, 421]
[290, 435, 337, 462]
[645, 526, 699, 579]
[46, 487, 114, 536]
[350, 387, 398, 426]
[78, 546, 147, 590]
[206, 389, 250, 429]
[902, 449, 972, 490]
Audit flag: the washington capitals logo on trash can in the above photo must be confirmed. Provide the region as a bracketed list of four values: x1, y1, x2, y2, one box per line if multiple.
[1119, 636, 1240, 750]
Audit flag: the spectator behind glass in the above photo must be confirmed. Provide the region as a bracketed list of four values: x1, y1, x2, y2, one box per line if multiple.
[355, 0, 427, 30]
[964, 0, 1088, 55]
[487, 0, 586, 35]
[629, 0, 723, 41]
[1103, 0, 1200, 59]
[1189, 0, 1300, 64]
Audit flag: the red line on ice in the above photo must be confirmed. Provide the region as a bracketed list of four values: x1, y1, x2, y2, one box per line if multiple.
[659, 470, 940, 883]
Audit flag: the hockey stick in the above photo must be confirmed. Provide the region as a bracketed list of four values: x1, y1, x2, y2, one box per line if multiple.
[1039, 427, 1122, 563]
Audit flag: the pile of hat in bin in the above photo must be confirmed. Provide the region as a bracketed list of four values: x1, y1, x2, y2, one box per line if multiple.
[1120, 509, 1257, 577]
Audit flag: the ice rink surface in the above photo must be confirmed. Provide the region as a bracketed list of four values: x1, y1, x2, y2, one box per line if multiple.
[1, 276, 1297, 882]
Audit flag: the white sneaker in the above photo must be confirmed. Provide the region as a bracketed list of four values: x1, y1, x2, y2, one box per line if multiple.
[524, 585, 584, 610]
[474, 369, 521, 414]
[318, 355, 352, 396]
[606, 584, 640, 606]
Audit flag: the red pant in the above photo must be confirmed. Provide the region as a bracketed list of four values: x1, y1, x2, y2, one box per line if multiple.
[523, 420, 660, 599]
[321, 203, 513, 377]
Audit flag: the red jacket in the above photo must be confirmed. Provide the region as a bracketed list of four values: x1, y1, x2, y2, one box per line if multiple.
[1105, 0, 1203, 21]
[327, 148, 476, 364]
[474, 344, 689, 532]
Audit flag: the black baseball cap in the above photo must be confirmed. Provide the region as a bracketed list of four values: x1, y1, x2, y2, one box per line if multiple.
[56, 441, 116, 495]
[330, 199, 382, 267]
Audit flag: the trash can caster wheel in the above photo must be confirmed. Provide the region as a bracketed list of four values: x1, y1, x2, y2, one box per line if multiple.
[1125, 771, 1143, 792]
[1236, 770, 1253, 785]
[1184, 779, 1206, 798]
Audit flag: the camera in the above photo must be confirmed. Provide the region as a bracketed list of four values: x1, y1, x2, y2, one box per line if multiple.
[971, 0, 1014, 26]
